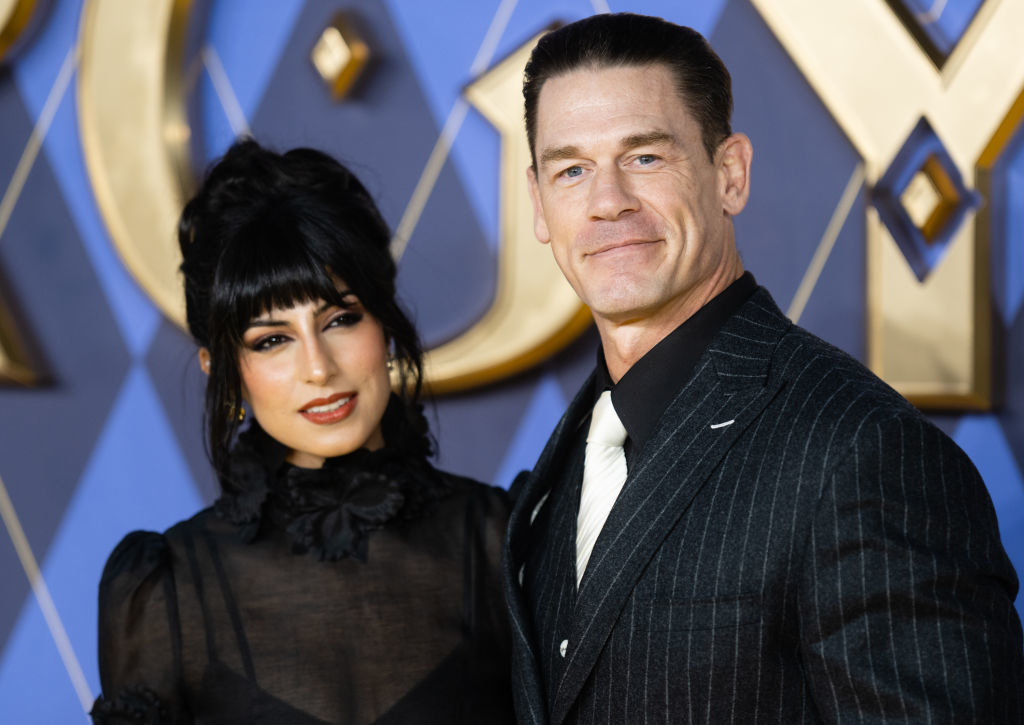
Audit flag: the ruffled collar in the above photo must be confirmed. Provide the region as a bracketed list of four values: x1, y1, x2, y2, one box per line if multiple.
[215, 425, 451, 562]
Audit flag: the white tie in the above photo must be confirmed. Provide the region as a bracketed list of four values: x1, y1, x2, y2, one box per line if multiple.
[575, 390, 628, 587]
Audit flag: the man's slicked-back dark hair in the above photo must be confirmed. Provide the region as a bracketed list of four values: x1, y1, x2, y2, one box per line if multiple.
[523, 12, 733, 166]
[178, 139, 430, 490]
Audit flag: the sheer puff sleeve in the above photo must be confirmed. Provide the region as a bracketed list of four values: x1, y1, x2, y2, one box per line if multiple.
[91, 531, 188, 725]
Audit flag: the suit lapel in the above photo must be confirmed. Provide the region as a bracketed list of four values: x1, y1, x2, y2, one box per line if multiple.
[504, 373, 595, 725]
[506, 372, 595, 576]
[549, 290, 792, 724]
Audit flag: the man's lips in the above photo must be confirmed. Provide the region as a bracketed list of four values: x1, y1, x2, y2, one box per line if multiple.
[300, 392, 356, 424]
[584, 239, 661, 257]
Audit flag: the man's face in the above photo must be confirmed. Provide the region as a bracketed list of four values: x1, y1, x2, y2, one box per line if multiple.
[527, 63, 749, 328]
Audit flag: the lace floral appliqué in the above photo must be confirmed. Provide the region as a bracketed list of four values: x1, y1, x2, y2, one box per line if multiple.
[215, 425, 449, 561]
[91, 686, 167, 724]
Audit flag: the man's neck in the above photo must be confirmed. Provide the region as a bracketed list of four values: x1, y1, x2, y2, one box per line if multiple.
[597, 266, 744, 382]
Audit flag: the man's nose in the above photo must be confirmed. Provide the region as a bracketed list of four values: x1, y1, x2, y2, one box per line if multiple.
[587, 167, 639, 220]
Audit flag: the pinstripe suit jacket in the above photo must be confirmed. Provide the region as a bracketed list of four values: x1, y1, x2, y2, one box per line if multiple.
[503, 288, 1023, 724]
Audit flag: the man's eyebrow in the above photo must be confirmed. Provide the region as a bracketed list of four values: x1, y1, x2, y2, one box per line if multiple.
[538, 132, 678, 168]
[538, 145, 582, 167]
[621, 131, 677, 149]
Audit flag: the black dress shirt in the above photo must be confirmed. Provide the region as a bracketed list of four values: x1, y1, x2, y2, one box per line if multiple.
[593, 272, 757, 467]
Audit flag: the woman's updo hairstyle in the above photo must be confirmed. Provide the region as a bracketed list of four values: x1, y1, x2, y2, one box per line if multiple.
[178, 139, 429, 488]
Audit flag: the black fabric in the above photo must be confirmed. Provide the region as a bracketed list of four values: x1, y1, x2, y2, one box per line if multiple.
[595, 271, 757, 465]
[91, 432, 515, 725]
[520, 423, 586, 706]
[504, 286, 1024, 725]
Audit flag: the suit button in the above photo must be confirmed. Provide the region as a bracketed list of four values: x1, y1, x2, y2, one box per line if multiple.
[559, 639, 568, 657]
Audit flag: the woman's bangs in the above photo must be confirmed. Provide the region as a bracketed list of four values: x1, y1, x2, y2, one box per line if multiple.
[212, 228, 341, 343]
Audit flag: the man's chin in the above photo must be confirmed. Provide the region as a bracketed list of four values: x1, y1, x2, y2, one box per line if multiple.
[586, 293, 659, 325]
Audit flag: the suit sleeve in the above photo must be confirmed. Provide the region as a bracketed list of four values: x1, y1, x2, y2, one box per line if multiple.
[798, 413, 1024, 723]
[91, 531, 191, 725]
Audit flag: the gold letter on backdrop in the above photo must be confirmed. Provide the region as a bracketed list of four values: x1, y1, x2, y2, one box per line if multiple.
[78, 0, 193, 329]
[0, 0, 36, 60]
[1, 0, 41, 386]
[419, 35, 591, 394]
[0, 285, 37, 386]
[750, 0, 1024, 409]
[78, 2, 587, 394]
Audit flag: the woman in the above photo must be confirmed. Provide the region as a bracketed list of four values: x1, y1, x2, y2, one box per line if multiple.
[91, 140, 514, 724]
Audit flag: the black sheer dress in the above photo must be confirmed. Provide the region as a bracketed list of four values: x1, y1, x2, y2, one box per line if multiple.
[90, 423, 514, 724]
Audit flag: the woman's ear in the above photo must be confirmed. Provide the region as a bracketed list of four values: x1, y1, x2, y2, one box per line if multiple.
[198, 348, 211, 376]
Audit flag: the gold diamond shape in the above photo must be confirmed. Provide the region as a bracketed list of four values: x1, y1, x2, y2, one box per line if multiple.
[0, 289, 38, 385]
[900, 169, 940, 229]
[0, 0, 35, 62]
[897, 154, 962, 245]
[311, 14, 369, 100]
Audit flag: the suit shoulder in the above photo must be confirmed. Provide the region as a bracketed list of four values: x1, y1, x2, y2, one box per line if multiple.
[776, 323, 917, 415]
[761, 323, 971, 470]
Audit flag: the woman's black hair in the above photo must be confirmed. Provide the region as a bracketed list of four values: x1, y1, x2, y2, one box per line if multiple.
[178, 139, 430, 491]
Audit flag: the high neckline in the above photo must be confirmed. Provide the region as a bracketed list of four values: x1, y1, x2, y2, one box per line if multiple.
[214, 424, 451, 561]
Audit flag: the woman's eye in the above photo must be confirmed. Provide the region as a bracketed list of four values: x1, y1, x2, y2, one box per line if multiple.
[326, 311, 363, 329]
[251, 334, 288, 351]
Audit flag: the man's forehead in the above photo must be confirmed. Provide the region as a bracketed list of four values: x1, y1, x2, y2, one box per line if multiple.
[539, 61, 680, 95]
[533, 66, 694, 155]
[535, 63, 689, 124]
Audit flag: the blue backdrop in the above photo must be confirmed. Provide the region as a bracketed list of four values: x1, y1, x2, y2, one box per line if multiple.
[1, 0, 1022, 721]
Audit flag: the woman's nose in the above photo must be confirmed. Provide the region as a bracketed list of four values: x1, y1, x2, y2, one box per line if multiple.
[302, 336, 338, 385]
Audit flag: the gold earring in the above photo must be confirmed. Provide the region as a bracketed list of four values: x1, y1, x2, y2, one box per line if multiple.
[238, 406, 246, 422]
[386, 357, 394, 371]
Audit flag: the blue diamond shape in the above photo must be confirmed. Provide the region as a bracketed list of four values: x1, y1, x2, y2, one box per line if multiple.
[871, 117, 980, 281]
[886, 0, 986, 67]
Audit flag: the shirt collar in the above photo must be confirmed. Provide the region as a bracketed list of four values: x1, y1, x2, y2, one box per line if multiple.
[594, 272, 758, 454]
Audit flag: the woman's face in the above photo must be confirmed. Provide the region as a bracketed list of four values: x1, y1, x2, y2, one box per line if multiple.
[236, 289, 391, 468]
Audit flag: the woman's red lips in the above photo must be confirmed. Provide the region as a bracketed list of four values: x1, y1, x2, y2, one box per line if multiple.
[301, 391, 351, 410]
[300, 392, 356, 425]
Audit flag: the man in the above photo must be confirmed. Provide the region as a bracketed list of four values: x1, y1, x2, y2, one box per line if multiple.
[503, 13, 1023, 724]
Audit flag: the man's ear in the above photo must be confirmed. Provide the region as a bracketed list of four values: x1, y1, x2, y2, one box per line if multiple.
[198, 348, 211, 376]
[526, 166, 551, 244]
[717, 132, 753, 216]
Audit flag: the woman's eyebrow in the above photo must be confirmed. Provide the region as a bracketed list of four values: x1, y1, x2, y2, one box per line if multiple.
[244, 291, 359, 330]
[245, 317, 288, 329]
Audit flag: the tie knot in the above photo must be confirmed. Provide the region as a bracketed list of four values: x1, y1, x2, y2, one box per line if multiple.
[587, 390, 627, 447]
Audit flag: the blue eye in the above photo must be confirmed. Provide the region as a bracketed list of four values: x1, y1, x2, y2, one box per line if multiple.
[637, 154, 657, 165]
[563, 165, 583, 178]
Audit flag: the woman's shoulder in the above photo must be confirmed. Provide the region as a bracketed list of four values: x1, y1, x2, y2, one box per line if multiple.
[430, 467, 511, 519]
[99, 508, 220, 587]
[94, 514, 222, 724]
[98, 530, 171, 594]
